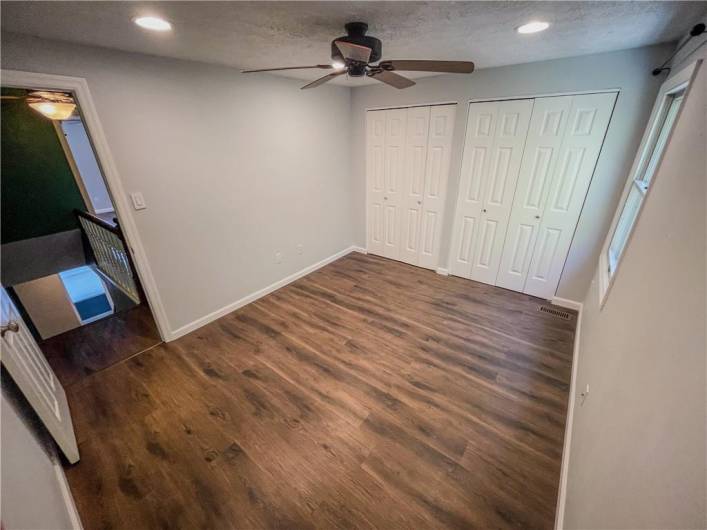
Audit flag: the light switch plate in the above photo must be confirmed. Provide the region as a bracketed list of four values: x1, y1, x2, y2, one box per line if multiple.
[130, 192, 147, 210]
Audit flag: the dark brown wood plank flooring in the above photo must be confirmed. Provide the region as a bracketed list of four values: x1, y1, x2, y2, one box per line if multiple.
[42, 303, 161, 387]
[61, 252, 576, 529]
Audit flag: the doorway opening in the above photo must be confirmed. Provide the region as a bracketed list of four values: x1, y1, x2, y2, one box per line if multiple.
[1, 86, 161, 387]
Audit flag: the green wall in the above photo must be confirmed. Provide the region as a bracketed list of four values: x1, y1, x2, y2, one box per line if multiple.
[1, 88, 86, 244]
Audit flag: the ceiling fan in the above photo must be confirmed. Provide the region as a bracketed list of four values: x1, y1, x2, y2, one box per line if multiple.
[1, 90, 77, 120]
[242, 22, 475, 89]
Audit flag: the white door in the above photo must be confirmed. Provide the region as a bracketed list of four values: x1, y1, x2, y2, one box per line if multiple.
[380, 108, 407, 260]
[399, 106, 431, 265]
[523, 92, 617, 299]
[496, 96, 573, 292]
[366, 110, 387, 257]
[367, 105, 454, 269]
[418, 105, 456, 270]
[449, 99, 534, 282]
[0, 288, 79, 464]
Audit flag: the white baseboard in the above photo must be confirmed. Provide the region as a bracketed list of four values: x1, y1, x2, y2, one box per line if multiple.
[92, 207, 115, 215]
[53, 456, 83, 530]
[167, 245, 359, 341]
[351, 246, 367, 254]
[552, 296, 583, 312]
[436, 267, 449, 276]
[554, 303, 583, 529]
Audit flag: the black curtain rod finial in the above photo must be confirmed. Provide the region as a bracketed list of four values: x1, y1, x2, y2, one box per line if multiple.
[651, 23, 706, 76]
[690, 23, 705, 37]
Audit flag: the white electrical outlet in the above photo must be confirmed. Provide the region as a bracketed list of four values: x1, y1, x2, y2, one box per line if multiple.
[580, 383, 590, 406]
[296, 244, 304, 255]
[275, 251, 283, 264]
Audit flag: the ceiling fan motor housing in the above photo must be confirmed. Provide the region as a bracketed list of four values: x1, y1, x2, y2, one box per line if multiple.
[331, 21, 382, 76]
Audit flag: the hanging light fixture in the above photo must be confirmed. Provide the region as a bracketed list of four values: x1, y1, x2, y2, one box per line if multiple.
[26, 91, 76, 120]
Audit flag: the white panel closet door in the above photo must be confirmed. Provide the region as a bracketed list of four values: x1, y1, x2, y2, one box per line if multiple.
[399, 106, 431, 265]
[380, 108, 407, 260]
[523, 92, 617, 299]
[418, 105, 456, 270]
[366, 110, 387, 256]
[496, 96, 572, 292]
[449, 99, 534, 282]
[449, 101, 497, 277]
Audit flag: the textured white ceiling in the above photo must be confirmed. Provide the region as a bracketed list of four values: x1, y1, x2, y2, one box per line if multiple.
[2, 1, 705, 87]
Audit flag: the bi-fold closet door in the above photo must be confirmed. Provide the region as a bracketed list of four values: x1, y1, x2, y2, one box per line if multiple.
[366, 104, 456, 269]
[450, 92, 617, 299]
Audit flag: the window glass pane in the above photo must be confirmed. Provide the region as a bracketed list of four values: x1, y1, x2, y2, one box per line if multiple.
[638, 93, 684, 188]
[607, 87, 685, 278]
[608, 186, 643, 273]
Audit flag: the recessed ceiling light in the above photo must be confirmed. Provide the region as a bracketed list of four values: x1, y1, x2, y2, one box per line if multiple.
[517, 21, 550, 34]
[134, 16, 172, 32]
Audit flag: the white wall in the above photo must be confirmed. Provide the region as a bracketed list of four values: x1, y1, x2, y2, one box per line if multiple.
[61, 119, 114, 214]
[563, 39, 706, 528]
[1, 385, 80, 529]
[1, 32, 354, 336]
[350, 45, 671, 301]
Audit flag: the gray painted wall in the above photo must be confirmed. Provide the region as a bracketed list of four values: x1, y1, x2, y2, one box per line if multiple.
[563, 38, 706, 528]
[350, 45, 671, 301]
[1, 32, 353, 333]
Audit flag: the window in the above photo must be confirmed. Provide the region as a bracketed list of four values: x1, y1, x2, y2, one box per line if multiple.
[599, 60, 699, 305]
[607, 90, 685, 274]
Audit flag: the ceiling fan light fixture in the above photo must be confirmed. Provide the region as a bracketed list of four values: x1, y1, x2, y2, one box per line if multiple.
[26, 92, 77, 120]
[134, 16, 172, 32]
[331, 60, 346, 70]
[517, 21, 550, 34]
[28, 101, 76, 120]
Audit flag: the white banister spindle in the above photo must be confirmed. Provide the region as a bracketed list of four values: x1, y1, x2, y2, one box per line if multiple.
[78, 216, 140, 304]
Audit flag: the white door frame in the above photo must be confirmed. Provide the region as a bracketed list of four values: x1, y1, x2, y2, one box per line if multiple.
[1, 69, 171, 340]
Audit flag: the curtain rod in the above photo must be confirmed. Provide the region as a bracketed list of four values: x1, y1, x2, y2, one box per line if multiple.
[652, 23, 706, 76]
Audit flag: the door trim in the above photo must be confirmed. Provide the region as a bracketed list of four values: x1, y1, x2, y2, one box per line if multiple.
[1, 69, 171, 341]
[468, 88, 621, 104]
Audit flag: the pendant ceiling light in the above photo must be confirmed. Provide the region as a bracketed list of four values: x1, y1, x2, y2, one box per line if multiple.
[27, 91, 76, 120]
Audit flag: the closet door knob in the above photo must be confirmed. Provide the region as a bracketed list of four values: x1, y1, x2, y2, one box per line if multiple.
[384, 196, 388, 201]
[535, 215, 541, 219]
[482, 208, 487, 213]
[417, 200, 422, 205]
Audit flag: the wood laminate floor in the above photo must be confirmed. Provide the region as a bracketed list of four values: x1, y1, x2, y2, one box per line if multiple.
[42, 303, 162, 388]
[61, 252, 576, 529]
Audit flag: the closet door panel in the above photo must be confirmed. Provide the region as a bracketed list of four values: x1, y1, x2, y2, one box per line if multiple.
[469, 99, 534, 285]
[496, 97, 572, 291]
[399, 106, 431, 265]
[524, 92, 617, 298]
[418, 105, 456, 270]
[366, 110, 387, 256]
[449, 102, 498, 278]
[380, 108, 408, 260]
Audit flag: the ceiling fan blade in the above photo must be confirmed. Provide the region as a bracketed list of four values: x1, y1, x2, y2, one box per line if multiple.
[0, 95, 24, 100]
[380, 60, 475, 74]
[301, 71, 345, 90]
[335, 40, 372, 63]
[369, 70, 416, 89]
[242, 65, 333, 73]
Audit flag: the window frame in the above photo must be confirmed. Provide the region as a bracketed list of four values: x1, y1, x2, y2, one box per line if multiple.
[598, 60, 701, 308]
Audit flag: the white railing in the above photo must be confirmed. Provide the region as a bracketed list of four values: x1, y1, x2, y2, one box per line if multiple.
[76, 211, 140, 304]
